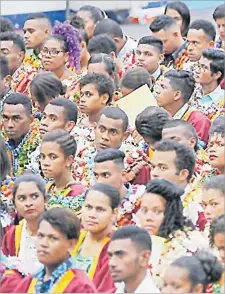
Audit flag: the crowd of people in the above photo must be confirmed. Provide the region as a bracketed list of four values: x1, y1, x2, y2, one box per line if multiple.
[0, 2, 224, 293]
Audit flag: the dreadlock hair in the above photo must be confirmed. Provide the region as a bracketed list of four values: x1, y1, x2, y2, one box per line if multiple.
[209, 115, 225, 137]
[210, 214, 225, 247]
[121, 67, 152, 90]
[41, 129, 77, 157]
[144, 178, 194, 238]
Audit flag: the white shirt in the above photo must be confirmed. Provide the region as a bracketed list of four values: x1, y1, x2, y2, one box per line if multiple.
[118, 36, 137, 62]
[115, 271, 160, 293]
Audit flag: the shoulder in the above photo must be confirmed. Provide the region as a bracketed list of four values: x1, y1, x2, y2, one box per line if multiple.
[68, 184, 86, 196]
[67, 269, 97, 293]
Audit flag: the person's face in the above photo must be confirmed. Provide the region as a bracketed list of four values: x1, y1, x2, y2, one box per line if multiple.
[40, 142, 73, 179]
[214, 233, 225, 264]
[41, 39, 68, 72]
[215, 18, 225, 41]
[165, 9, 183, 33]
[79, 83, 108, 115]
[208, 133, 225, 170]
[0, 41, 24, 75]
[95, 114, 127, 150]
[199, 56, 219, 86]
[2, 103, 32, 140]
[156, 78, 178, 109]
[40, 104, 74, 138]
[187, 29, 213, 62]
[138, 193, 166, 236]
[136, 44, 163, 74]
[202, 189, 224, 223]
[14, 181, 46, 221]
[152, 28, 177, 55]
[151, 150, 188, 185]
[77, 11, 96, 39]
[23, 19, 49, 50]
[88, 62, 109, 76]
[82, 190, 115, 233]
[36, 220, 76, 266]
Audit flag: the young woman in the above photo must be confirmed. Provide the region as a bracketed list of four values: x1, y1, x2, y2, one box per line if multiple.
[40, 129, 85, 216]
[161, 250, 223, 293]
[72, 183, 120, 292]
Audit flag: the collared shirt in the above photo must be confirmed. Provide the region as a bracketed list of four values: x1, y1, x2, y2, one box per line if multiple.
[152, 66, 161, 81]
[162, 41, 187, 68]
[115, 271, 160, 293]
[118, 36, 137, 62]
[173, 103, 189, 119]
[198, 85, 224, 107]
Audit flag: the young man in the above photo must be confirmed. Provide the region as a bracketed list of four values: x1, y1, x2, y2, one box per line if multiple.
[151, 139, 206, 230]
[149, 15, 187, 69]
[213, 4, 225, 50]
[108, 225, 160, 293]
[156, 69, 211, 145]
[93, 148, 146, 227]
[12, 208, 96, 293]
[0, 55, 12, 112]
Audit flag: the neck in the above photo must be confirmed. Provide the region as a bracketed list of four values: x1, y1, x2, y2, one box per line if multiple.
[54, 66, 67, 79]
[175, 36, 185, 52]
[88, 225, 112, 242]
[12, 132, 29, 148]
[34, 47, 41, 56]
[45, 255, 70, 279]
[89, 109, 103, 124]
[120, 184, 128, 201]
[118, 36, 127, 53]
[202, 82, 218, 96]
[54, 169, 74, 191]
[125, 270, 147, 293]
[80, 52, 90, 71]
[26, 219, 39, 236]
[163, 102, 184, 117]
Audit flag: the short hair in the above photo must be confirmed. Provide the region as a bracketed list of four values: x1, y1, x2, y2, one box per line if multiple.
[99, 107, 129, 133]
[210, 214, 225, 246]
[79, 72, 115, 104]
[0, 55, 10, 79]
[88, 53, 116, 77]
[111, 225, 152, 251]
[69, 15, 89, 45]
[0, 137, 10, 185]
[94, 148, 125, 169]
[85, 183, 120, 210]
[189, 19, 216, 41]
[49, 98, 78, 124]
[154, 139, 196, 182]
[138, 36, 163, 54]
[121, 67, 152, 90]
[94, 18, 123, 39]
[202, 49, 225, 84]
[164, 70, 195, 103]
[135, 106, 171, 144]
[150, 15, 177, 33]
[38, 207, 80, 240]
[3, 93, 32, 115]
[0, 32, 25, 52]
[203, 175, 225, 195]
[0, 17, 14, 33]
[213, 4, 225, 21]
[79, 5, 104, 24]
[30, 72, 67, 105]
[87, 34, 117, 56]
[163, 119, 199, 152]
[171, 250, 223, 292]
[209, 116, 225, 137]
[164, 1, 190, 37]
[42, 129, 77, 157]
[12, 173, 47, 202]
[25, 12, 50, 22]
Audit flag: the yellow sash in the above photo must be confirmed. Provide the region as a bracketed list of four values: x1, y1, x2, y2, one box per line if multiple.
[27, 269, 75, 293]
[183, 107, 196, 121]
[15, 220, 25, 256]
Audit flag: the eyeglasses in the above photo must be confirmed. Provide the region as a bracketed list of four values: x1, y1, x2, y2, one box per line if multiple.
[41, 47, 64, 57]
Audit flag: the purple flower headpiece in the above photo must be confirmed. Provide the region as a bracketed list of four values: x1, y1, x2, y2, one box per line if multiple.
[53, 21, 81, 70]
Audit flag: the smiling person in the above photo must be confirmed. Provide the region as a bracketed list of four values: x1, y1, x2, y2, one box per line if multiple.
[72, 183, 120, 292]
[213, 4, 225, 50]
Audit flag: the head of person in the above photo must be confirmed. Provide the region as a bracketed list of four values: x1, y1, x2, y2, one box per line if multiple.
[108, 226, 152, 283]
[94, 148, 126, 190]
[40, 98, 78, 138]
[37, 207, 80, 267]
[0, 55, 11, 99]
[23, 13, 51, 50]
[79, 72, 114, 116]
[0, 137, 10, 185]
[120, 67, 152, 97]
[135, 106, 171, 149]
[2, 93, 33, 141]
[42, 21, 81, 73]
[213, 4, 225, 42]
[30, 72, 67, 112]
[0, 32, 25, 75]
[202, 175, 225, 223]
[82, 183, 120, 234]
[164, 1, 190, 37]
[199, 49, 225, 87]
[95, 107, 129, 151]
[162, 119, 199, 152]
[210, 214, 225, 263]
[87, 34, 117, 59]
[88, 53, 116, 79]
[40, 129, 77, 179]
[151, 139, 196, 186]
[208, 116, 225, 172]
[187, 20, 216, 62]
[149, 15, 183, 55]
[136, 36, 164, 75]
[76, 5, 104, 39]
[0, 17, 14, 33]
[12, 173, 47, 221]
[157, 70, 195, 111]
[162, 250, 223, 293]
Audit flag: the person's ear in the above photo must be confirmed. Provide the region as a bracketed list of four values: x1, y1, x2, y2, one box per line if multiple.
[19, 51, 25, 64]
[173, 31, 179, 38]
[64, 52, 69, 64]
[80, 40, 87, 50]
[29, 114, 34, 124]
[65, 121, 76, 132]
[188, 137, 197, 150]
[44, 28, 50, 36]
[179, 169, 189, 182]
[213, 71, 222, 82]
[109, 51, 116, 59]
[139, 250, 151, 267]
[192, 283, 204, 293]
[93, 122, 97, 130]
[158, 53, 164, 65]
[174, 90, 182, 102]
[208, 41, 215, 49]
[66, 155, 74, 168]
[121, 170, 127, 183]
[122, 131, 129, 142]
[100, 93, 109, 105]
